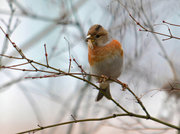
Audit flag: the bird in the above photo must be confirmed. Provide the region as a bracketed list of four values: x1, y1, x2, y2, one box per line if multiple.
[86, 24, 123, 101]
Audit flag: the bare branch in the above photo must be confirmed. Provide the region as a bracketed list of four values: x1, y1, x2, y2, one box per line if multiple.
[44, 44, 49, 66]
[17, 113, 180, 134]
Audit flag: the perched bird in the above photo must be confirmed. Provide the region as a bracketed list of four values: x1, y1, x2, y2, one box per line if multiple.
[86, 24, 123, 101]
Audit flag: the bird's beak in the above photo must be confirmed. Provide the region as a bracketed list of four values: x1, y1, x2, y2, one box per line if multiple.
[86, 35, 92, 42]
[86, 35, 94, 49]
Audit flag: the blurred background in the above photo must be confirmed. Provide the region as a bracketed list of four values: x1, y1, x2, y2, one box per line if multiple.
[0, 0, 180, 134]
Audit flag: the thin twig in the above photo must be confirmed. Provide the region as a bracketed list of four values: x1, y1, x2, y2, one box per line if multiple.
[117, 0, 178, 81]
[71, 114, 77, 122]
[25, 74, 59, 79]
[111, 78, 150, 118]
[0, 54, 23, 59]
[163, 21, 180, 27]
[0, 1, 15, 64]
[44, 44, 49, 66]
[64, 37, 72, 73]
[117, 0, 180, 41]
[3, 62, 29, 68]
[0, 26, 38, 70]
[72, 57, 86, 78]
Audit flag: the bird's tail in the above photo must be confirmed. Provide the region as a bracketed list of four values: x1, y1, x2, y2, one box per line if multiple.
[96, 82, 111, 101]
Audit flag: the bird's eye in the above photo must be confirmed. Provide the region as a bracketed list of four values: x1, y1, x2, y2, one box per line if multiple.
[95, 35, 100, 38]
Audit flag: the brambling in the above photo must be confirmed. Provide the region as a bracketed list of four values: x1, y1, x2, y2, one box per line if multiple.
[86, 24, 123, 101]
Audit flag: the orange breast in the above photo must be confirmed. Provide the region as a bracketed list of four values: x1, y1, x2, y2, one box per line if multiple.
[88, 40, 123, 66]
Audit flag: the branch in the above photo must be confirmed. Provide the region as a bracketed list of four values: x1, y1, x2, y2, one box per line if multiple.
[0, 25, 180, 134]
[117, 0, 180, 41]
[112, 79, 150, 118]
[163, 21, 180, 27]
[17, 113, 180, 134]
[43, 44, 49, 66]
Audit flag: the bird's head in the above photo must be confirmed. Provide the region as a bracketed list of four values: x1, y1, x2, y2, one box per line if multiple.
[86, 24, 109, 49]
